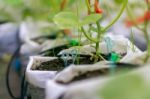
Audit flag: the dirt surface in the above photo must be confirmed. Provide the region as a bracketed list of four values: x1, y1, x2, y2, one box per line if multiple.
[35, 57, 94, 71]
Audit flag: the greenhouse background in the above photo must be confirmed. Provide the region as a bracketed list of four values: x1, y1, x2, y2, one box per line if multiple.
[0, 0, 150, 99]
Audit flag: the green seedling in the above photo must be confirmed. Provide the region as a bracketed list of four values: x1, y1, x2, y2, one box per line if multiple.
[53, 0, 128, 62]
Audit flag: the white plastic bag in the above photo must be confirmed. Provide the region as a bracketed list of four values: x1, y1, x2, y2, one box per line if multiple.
[59, 34, 142, 60]
[46, 65, 150, 99]
[26, 56, 57, 88]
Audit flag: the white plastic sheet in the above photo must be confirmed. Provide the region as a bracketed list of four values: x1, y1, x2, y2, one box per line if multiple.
[46, 65, 150, 99]
[26, 56, 57, 88]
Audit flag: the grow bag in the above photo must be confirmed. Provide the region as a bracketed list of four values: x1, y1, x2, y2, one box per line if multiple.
[46, 62, 140, 99]
[26, 56, 58, 99]
[26, 54, 100, 88]
[26, 56, 57, 88]
[25, 54, 97, 99]
[120, 52, 150, 65]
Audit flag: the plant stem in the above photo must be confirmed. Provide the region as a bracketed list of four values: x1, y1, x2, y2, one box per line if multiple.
[85, 0, 92, 13]
[143, 21, 150, 62]
[143, 2, 150, 62]
[102, 0, 128, 32]
[88, 24, 93, 44]
[81, 26, 98, 43]
[96, 21, 101, 55]
[76, 0, 81, 46]
[130, 28, 135, 52]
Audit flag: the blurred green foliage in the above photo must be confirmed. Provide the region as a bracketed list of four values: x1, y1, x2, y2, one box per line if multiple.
[114, 0, 124, 4]
[99, 74, 150, 99]
[0, 0, 77, 22]
[0, 0, 146, 23]
[3, 0, 23, 6]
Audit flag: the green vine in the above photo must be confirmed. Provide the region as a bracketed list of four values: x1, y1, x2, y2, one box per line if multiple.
[81, 26, 98, 43]
[85, 0, 92, 13]
[102, 0, 128, 32]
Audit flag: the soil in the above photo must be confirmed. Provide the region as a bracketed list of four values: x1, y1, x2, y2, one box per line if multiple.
[34, 51, 134, 82]
[34, 56, 95, 71]
[34, 53, 127, 71]
[35, 58, 64, 71]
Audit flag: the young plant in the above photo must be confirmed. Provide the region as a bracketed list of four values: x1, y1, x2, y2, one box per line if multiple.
[53, 0, 128, 62]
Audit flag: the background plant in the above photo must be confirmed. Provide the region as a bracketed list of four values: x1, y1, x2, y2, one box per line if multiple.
[125, 0, 150, 62]
[0, 0, 76, 22]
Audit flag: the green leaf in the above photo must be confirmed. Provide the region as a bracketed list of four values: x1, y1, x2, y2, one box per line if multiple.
[53, 12, 79, 29]
[80, 14, 102, 26]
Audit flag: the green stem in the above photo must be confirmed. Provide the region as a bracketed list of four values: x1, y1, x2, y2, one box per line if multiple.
[81, 26, 98, 43]
[96, 21, 101, 55]
[76, 0, 81, 46]
[88, 24, 93, 44]
[130, 28, 135, 52]
[102, 0, 128, 32]
[85, 0, 92, 13]
[143, 22, 150, 62]
[143, 2, 150, 62]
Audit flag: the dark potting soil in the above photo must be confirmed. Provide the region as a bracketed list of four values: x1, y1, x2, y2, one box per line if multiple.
[34, 57, 94, 71]
[34, 53, 119, 71]
[35, 58, 64, 71]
